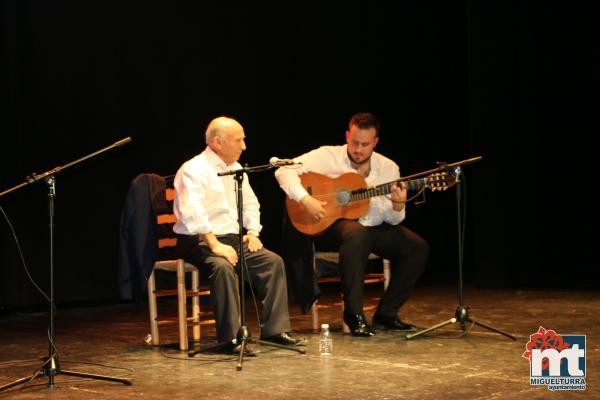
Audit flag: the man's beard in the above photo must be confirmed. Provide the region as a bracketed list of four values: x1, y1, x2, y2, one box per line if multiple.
[347, 151, 371, 167]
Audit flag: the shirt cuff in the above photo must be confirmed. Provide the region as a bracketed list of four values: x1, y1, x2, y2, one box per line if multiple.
[290, 185, 310, 203]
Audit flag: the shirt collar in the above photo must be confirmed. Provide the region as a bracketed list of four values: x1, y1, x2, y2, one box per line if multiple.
[204, 146, 228, 170]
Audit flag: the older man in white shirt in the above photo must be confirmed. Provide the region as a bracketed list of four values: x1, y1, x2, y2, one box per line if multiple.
[174, 116, 302, 353]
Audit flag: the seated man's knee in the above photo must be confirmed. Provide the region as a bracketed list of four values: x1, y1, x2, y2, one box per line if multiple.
[267, 251, 286, 276]
[415, 234, 428, 252]
[211, 260, 237, 282]
[413, 235, 430, 265]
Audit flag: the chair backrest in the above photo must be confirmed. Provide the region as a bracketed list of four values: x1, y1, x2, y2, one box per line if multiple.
[154, 174, 177, 261]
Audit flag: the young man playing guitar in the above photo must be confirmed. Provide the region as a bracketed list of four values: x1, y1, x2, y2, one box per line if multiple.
[275, 112, 428, 337]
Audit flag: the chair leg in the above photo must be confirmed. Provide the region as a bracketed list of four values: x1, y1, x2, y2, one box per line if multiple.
[176, 260, 189, 351]
[310, 247, 321, 333]
[191, 268, 201, 342]
[310, 300, 320, 332]
[383, 259, 391, 290]
[341, 296, 350, 333]
[148, 269, 160, 345]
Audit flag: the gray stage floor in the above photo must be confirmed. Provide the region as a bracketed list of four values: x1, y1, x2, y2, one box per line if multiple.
[0, 284, 597, 399]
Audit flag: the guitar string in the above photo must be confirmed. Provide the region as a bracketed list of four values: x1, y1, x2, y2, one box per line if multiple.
[306, 186, 426, 203]
[303, 173, 452, 202]
[307, 182, 398, 201]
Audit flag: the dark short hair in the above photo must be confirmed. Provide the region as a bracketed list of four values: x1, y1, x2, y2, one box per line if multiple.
[348, 112, 380, 136]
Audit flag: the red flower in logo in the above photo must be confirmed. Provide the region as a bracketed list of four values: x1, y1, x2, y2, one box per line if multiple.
[523, 326, 570, 370]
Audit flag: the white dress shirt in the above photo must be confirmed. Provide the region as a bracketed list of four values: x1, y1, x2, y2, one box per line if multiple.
[173, 146, 262, 236]
[274, 144, 405, 226]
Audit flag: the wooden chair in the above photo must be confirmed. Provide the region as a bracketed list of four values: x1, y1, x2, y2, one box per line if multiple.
[146, 175, 213, 351]
[310, 247, 391, 333]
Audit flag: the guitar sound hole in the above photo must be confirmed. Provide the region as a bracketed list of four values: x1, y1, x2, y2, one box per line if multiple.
[336, 189, 351, 205]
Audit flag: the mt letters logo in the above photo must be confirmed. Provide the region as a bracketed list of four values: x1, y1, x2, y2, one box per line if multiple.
[523, 326, 586, 391]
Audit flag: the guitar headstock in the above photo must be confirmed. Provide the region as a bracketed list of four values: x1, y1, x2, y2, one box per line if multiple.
[425, 172, 456, 191]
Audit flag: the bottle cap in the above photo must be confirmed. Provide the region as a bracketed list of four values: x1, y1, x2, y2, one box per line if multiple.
[321, 323, 329, 329]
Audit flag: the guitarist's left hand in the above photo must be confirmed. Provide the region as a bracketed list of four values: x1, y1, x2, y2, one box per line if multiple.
[390, 182, 407, 212]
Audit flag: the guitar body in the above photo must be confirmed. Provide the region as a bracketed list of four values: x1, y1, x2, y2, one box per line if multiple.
[285, 169, 455, 236]
[285, 172, 370, 236]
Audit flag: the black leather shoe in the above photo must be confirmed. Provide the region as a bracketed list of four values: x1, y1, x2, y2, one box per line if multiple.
[372, 313, 417, 332]
[343, 312, 376, 337]
[261, 332, 307, 346]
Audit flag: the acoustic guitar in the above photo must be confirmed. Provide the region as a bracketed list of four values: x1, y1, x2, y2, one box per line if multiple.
[286, 171, 455, 236]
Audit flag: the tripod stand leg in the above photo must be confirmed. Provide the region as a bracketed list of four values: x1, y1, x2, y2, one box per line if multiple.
[467, 318, 516, 341]
[60, 370, 132, 385]
[255, 339, 306, 354]
[0, 359, 58, 392]
[188, 340, 233, 357]
[236, 338, 248, 371]
[0, 374, 39, 392]
[0, 364, 131, 392]
[235, 338, 306, 371]
[405, 317, 457, 340]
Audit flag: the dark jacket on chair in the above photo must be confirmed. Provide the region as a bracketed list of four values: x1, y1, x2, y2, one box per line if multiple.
[117, 173, 166, 301]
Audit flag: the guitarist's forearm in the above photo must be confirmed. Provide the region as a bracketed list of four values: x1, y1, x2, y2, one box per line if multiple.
[275, 168, 309, 202]
[299, 195, 311, 206]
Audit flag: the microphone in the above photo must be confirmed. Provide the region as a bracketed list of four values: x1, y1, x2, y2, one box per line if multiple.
[269, 157, 301, 166]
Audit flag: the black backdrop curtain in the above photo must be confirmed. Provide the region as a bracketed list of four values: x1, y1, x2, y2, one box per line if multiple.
[1, 1, 597, 308]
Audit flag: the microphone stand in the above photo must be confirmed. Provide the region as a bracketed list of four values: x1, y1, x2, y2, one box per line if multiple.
[0, 138, 133, 392]
[405, 157, 515, 341]
[188, 161, 304, 371]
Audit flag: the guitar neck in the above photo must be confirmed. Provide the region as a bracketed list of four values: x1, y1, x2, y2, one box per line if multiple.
[350, 177, 426, 201]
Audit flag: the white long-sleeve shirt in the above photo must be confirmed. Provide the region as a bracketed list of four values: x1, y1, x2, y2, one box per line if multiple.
[173, 146, 262, 236]
[274, 144, 405, 226]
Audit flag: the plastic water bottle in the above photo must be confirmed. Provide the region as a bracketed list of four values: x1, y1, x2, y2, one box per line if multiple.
[319, 323, 332, 355]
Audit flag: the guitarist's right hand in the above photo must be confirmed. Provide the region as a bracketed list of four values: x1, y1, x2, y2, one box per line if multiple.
[300, 195, 328, 221]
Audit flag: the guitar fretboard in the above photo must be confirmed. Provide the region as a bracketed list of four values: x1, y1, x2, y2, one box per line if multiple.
[350, 178, 427, 201]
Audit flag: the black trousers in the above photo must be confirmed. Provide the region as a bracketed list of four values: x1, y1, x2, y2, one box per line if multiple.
[284, 219, 429, 318]
[176, 234, 291, 344]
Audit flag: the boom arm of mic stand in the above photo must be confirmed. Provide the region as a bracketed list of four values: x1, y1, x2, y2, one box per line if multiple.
[0, 137, 133, 198]
[217, 163, 275, 177]
[399, 156, 483, 182]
